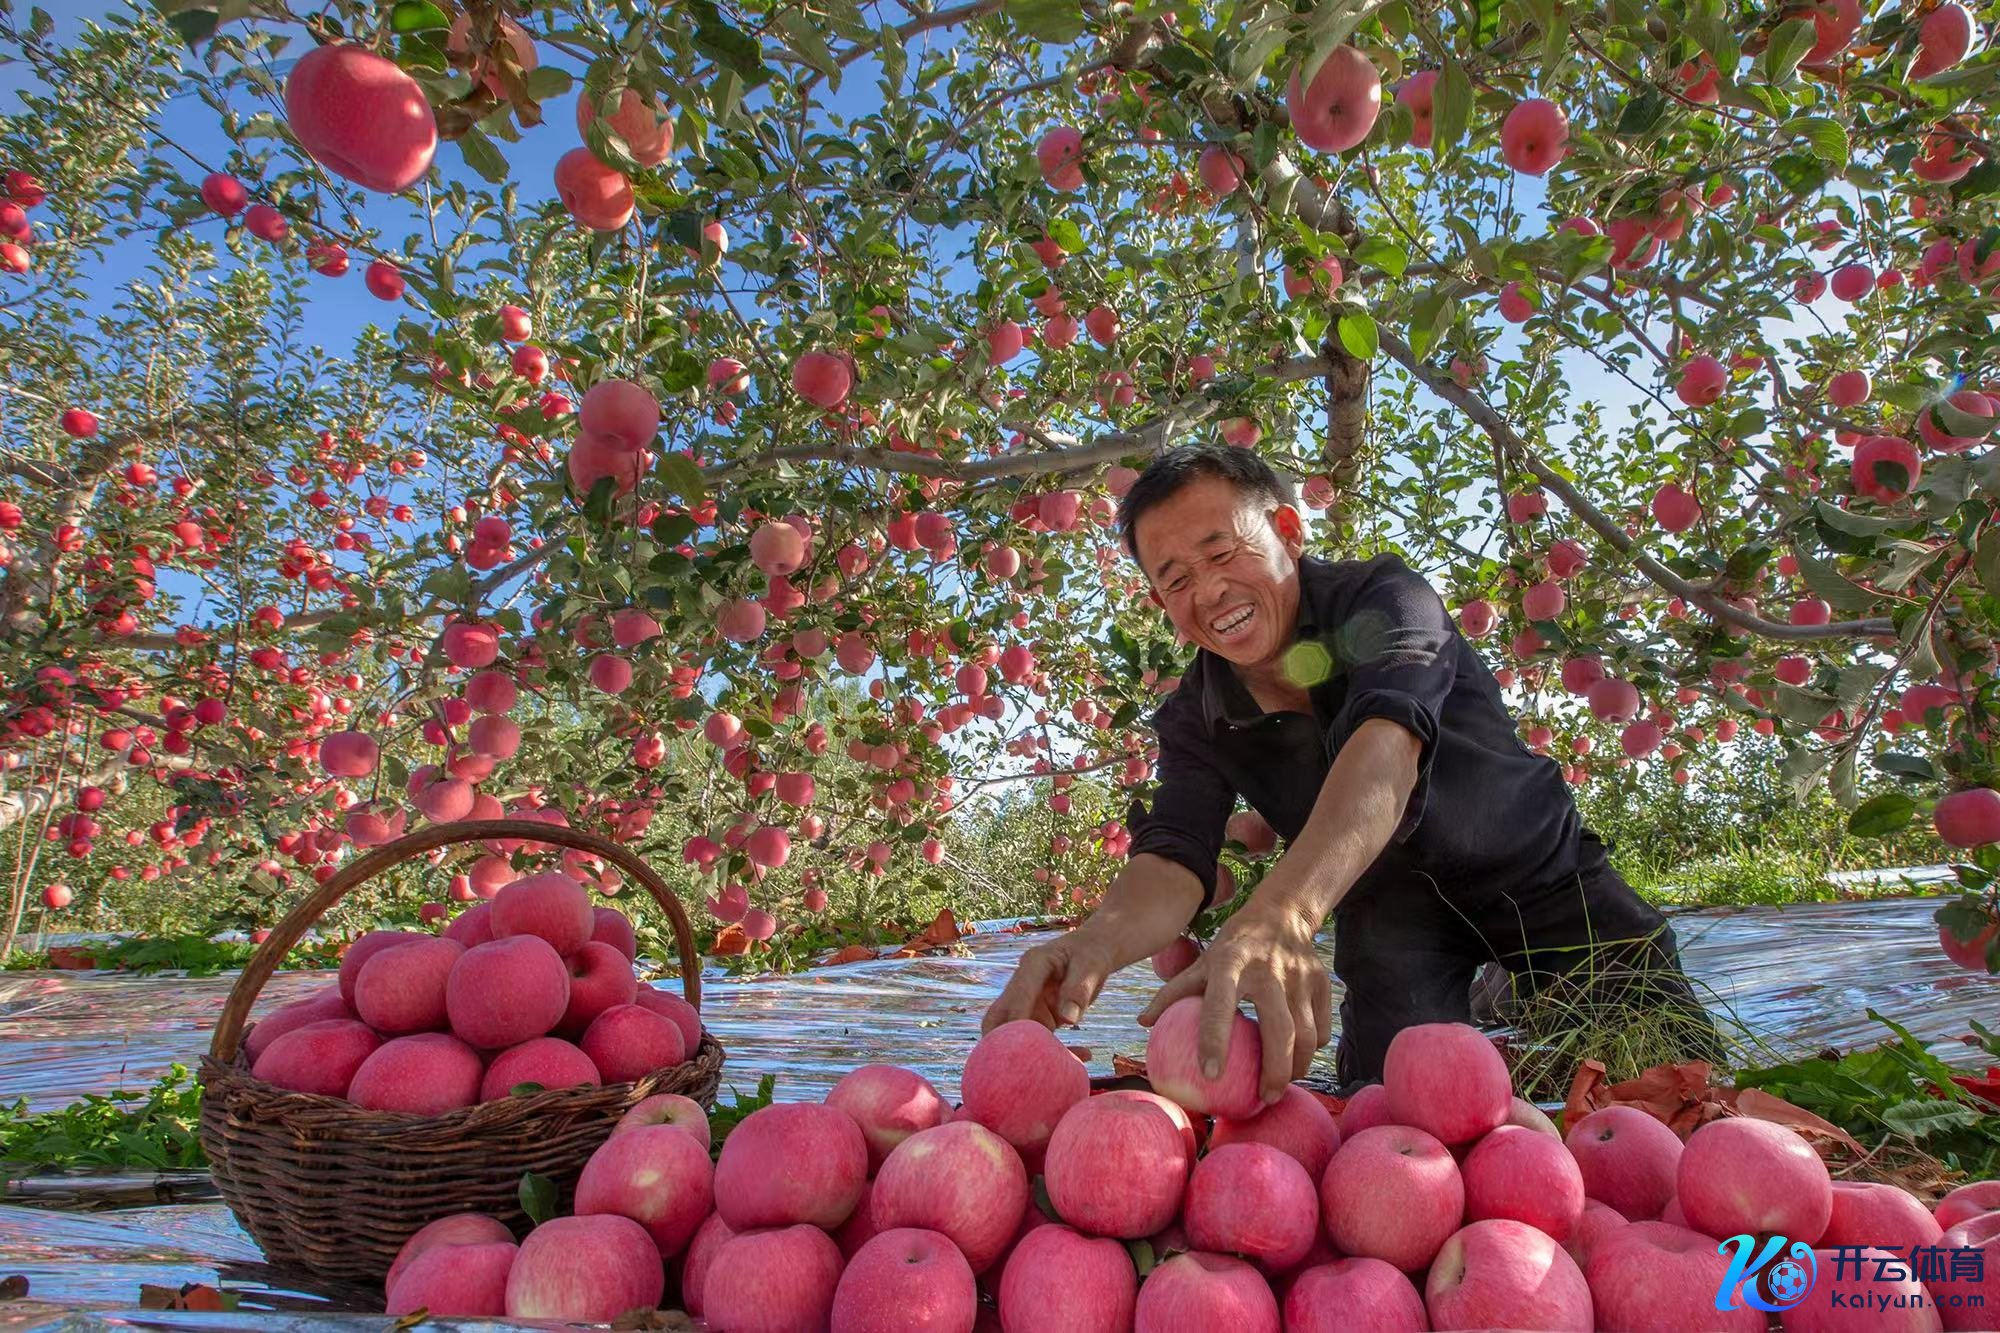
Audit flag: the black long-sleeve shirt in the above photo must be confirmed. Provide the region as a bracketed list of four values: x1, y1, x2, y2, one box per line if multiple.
[1126, 552, 1586, 911]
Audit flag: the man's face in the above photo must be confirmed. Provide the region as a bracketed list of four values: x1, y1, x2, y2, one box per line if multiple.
[1132, 474, 1305, 673]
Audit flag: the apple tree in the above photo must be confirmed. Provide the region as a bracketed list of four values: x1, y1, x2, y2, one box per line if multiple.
[0, 0, 1996, 969]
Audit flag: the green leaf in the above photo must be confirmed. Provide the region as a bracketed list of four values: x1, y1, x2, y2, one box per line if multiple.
[456, 126, 511, 184]
[1793, 546, 1876, 613]
[1004, 0, 1087, 44]
[519, 1171, 557, 1225]
[1336, 310, 1378, 361]
[1848, 791, 1916, 838]
[1975, 527, 2000, 594]
[389, 0, 449, 33]
[1614, 90, 1667, 137]
[1046, 217, 1085, 253]
[1432, 60, 1471, 156]
[523, 66, 574, 101]
[1793, 117, 1849, 167]
[694, 19, 770, 86]
[1880, 1098, 1981, 1139]
[658, 452, 705, 504]
[1351, 236, 1408, 278]
[1762, 17, 1816, 83]
[164, 7, 218, 45]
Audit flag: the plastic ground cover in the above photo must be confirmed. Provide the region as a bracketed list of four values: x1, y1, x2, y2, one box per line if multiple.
[0, 889, 1991, 1327]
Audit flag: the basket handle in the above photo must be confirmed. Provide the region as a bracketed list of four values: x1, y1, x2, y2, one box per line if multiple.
[210, 818, 704, 1064]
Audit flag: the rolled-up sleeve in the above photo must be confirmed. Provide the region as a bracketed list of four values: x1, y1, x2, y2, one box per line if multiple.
[1125, 690, 1234, 899]
[1322, 557, 1458, 844]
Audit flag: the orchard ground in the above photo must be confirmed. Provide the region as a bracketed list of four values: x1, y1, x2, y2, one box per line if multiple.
[3, 0, 2000, 1319]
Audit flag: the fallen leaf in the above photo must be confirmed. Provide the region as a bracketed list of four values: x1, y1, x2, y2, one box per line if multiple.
[1561, 1058, 1864, 1155]
[710, 925, 750, 956]
[904, 908, 962, 951]
[816, 944, 876, 967]
[0, 1275, 28, 1300]
[1112, 1053, 1148, 1080]
[138, 1283, 235, 1312]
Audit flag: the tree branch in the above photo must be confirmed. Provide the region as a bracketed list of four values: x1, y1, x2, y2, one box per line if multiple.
[1376, 328, 1897, 642]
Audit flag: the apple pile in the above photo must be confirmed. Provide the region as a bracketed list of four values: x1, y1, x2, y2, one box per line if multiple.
[359, 1005, 2000, 1330]
[244, 870, 701, 1111]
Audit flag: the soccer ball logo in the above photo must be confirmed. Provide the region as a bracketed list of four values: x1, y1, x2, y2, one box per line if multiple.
[1766, 1259, 1812, 1306]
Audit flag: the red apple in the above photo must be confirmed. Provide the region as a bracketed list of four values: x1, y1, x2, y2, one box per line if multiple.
[959, 1019, 1089, 1159]
[491, 870, 594, 955]
[575, 1123, 714, 1258]
[1425, 1218, 1592, 1331]
[353, 935, 463, 1035]
[446, 936, 570, 1050]
[1209, 1084, 1341, 1180]
[504, 1214, 664, 1322]
[581, 1003, 687, 1083]
[1144, 995, 1263, 1119]
[386, 1240, 517, 1317]
[554, 147, 634, 231]
[347, 1033, 482, 1114]
[1184, 1142, 1320, 1272]
[1819, 1180, 1942, 1251]
[872, 1120, 1029, 1273]
[1933, 1212, 2000, 1330]
[1282, 1257, 1427, 1333]
[1565, 1104, 1683, 1221]
[337, 929, 421, 1007]
[250, 1018, 380, 1097]
[714, 1102, 868, 1230]
[1584, 1221, 1759, 1333]
[702, 1224, 845, 1333]
[1382, 1021, 1511, 1146]
[385, 1212, 513, 1297]
[833, 1227, 977, 1333]
[1337, 1082, 1393, 1137]
[826, 1064, 949, 1171]
[1677, 1116, 1832, 1242]
[558, 939, 639, 1035]
[681, 1211, 735, 1319]
[1936, 1180, 2000, 1231]
[998, 1223, 1137, 1332]
[1463, 1123, 1586, 1240]
[1564, 1199, 1631, 1270]
[1321, 1124, 1464, 1271]
[479, 1036, 601, 1101]
[632, 985, 705, 1051]
[1286, 45, 1382, 154]
[615, 1092, 711, 1150]
[284, 44, 437, 193]
[1043, 1093, 1189, 1239]
[1134, 1252, 1279, 1332]
[244, 985, 349, 1061]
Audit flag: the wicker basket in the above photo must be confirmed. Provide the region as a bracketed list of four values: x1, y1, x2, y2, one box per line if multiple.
[197, 818, 724, 1286]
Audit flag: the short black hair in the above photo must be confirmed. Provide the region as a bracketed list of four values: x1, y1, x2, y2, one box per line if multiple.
[1117, 443, 1297, 567]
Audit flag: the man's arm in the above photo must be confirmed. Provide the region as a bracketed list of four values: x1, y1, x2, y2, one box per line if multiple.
[1236, 716, 1423, 936]
[981, 853, 1206, 1031]
[1137, 716, 1423, 1101]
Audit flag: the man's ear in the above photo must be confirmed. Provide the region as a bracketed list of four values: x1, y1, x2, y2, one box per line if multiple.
[1273, 503, 1307, 556]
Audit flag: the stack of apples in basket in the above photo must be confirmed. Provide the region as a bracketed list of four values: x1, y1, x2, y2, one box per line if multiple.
[372, 999, 2000, 1331]
[246, 870, 701, 1110]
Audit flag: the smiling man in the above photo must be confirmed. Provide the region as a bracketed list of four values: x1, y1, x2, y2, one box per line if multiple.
[982, 444, 1715, 1104]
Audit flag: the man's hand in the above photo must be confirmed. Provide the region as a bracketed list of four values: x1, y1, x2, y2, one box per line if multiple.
[982, 928, 1123, 1033]
[1136, 902, 1331, 1105]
